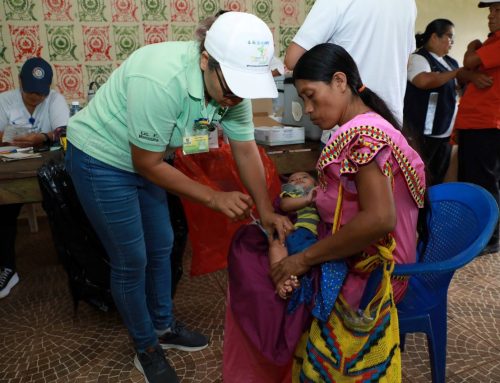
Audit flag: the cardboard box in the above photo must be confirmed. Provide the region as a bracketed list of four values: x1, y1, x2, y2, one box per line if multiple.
[254, 126, 305, 146]
[251, 98, 273, 114]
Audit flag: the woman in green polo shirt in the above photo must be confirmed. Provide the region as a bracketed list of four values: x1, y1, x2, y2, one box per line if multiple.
[65, 11, 293, 383]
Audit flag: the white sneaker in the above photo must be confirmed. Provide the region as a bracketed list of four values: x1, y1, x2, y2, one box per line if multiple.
[0, 268, 19, 299]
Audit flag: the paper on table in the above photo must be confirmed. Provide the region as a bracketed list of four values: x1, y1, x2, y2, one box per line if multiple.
[0, 152, 42, 161]
[0, 145, 20, 153]
[2, 125, 35, 143]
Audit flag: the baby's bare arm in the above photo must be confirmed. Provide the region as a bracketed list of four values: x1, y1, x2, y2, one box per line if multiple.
[279, 187, 317, 212]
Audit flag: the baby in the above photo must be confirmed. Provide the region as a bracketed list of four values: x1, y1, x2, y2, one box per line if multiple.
[269, 171, 319, 298]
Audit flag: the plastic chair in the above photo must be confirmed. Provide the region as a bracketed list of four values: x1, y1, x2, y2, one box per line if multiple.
[394, 182, 499, 383]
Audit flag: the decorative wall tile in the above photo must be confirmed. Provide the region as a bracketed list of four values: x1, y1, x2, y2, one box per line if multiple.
[253, 0, 273, 24]
[46, 25, 78, 61]
[0, 0, 314, 102]
[112, 0, 139, 22]
[197, 0, 219, 21]
[171, 24, 195, 41]
[9, 24, 42, 62]
[0, 26, 9, 64]
[4, 0, 37, 21]
[55, 63, 84, 99]
[83, 25, 112, 61]
[171, 0, 196, 22]
[223, 0, 247, 12]
[280, 0, 299, 25]
[304, 0, 314, 15]
[85, 63, 113, 87]
[278, 25, 298, 57]
[113, 25, 140, 61]
[143, 24, 169, 44]
[42, 0, 74, 21]
[141, 0, 169, 21]
[77, 0, 107, 22]
[0, 66, 14, 92]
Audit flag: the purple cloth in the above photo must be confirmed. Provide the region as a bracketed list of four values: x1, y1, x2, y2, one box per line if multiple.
[228, 224, 316, 366]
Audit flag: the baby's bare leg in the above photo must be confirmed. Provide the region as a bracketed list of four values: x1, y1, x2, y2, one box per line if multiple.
[269, 238, 288, 266]
[269, 239, 301, 299]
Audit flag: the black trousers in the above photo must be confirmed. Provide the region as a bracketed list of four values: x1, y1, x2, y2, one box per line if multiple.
[458, 129, 500, 245]
[0, 203, 23, 271]
[422, 136, 452, 186]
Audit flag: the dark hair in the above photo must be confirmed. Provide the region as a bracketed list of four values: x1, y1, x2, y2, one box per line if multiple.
[194, 9, 230, 54]
[415, 19, 454, 49]
[292, 43, 401, 131]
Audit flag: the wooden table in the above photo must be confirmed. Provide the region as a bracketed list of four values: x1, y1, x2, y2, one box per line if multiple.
[253, 113, 321, 174]
[0, 123, 320, 206]
[0, 150, 62, 205]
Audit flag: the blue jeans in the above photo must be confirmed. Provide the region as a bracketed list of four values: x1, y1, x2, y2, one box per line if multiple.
[65, 142, 174, 351]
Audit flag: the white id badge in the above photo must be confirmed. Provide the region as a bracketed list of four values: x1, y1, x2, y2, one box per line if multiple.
[182, 118, 210, 155]
[182, 133, 209, 154]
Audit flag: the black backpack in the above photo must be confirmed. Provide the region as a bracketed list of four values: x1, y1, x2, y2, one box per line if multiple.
[37, 160, 113, 312]
[37, 159, 186, 312]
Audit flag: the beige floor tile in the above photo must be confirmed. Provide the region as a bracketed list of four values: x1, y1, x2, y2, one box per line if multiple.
[1, 218, 499, 382]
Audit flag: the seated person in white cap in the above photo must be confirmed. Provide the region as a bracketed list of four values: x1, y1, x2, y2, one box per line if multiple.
[64, 11, 293, 383]
[0, 57, 69, 301]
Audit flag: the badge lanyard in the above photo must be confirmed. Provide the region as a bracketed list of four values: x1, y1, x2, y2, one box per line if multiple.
[182, 101, 228, 155]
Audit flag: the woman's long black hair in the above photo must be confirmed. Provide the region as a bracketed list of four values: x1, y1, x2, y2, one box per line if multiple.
[293, 43, 429, 253]
[292, 43, 401, 131]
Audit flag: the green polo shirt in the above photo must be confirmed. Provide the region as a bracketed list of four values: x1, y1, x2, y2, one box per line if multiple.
[67, 41, 254, 173]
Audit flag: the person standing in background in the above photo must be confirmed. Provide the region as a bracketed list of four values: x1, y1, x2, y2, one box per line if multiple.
[454, 0, 500, 255]
[284, 0, 417, 125]
[0, 57, 69, 299]
[404, 19, 493, 185]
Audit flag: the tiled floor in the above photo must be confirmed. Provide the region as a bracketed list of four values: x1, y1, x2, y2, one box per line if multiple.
[1, 217, 499, 382]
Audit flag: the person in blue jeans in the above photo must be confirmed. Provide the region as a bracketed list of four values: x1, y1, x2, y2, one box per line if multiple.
[65, 12, 293, 383]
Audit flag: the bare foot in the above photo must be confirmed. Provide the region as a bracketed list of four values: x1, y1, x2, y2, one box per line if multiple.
[277, 276, 300, 299]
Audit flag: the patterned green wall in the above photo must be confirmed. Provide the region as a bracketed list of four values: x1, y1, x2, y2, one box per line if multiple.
[0, 0, 315, 103]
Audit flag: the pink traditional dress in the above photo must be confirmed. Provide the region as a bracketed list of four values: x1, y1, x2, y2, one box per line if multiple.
[223, 112, 425, 383]
[315, 112, 425, 308]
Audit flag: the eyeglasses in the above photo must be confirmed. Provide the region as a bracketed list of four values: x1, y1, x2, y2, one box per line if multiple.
[214, 66, 239, 99]
[443, 33, 455, 40]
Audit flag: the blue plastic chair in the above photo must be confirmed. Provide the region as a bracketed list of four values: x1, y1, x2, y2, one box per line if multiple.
[394, 182, 499, 383]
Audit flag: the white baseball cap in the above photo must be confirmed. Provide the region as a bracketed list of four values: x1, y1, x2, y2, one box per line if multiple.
[478, 0, 499, 7]
[205, 12, 278, 99]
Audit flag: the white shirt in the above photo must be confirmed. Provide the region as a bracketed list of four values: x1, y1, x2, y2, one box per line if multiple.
[0, 89, 69, 133]
[293, 0, 417, 124]
[407, 52, 458, 138]
[407, 52, 455, 81]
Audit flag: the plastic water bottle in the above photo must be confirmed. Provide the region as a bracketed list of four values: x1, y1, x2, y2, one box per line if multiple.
[70, 101, 81, 117]
[272, 75, 285, 119]
[87, 81, 98, 104]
